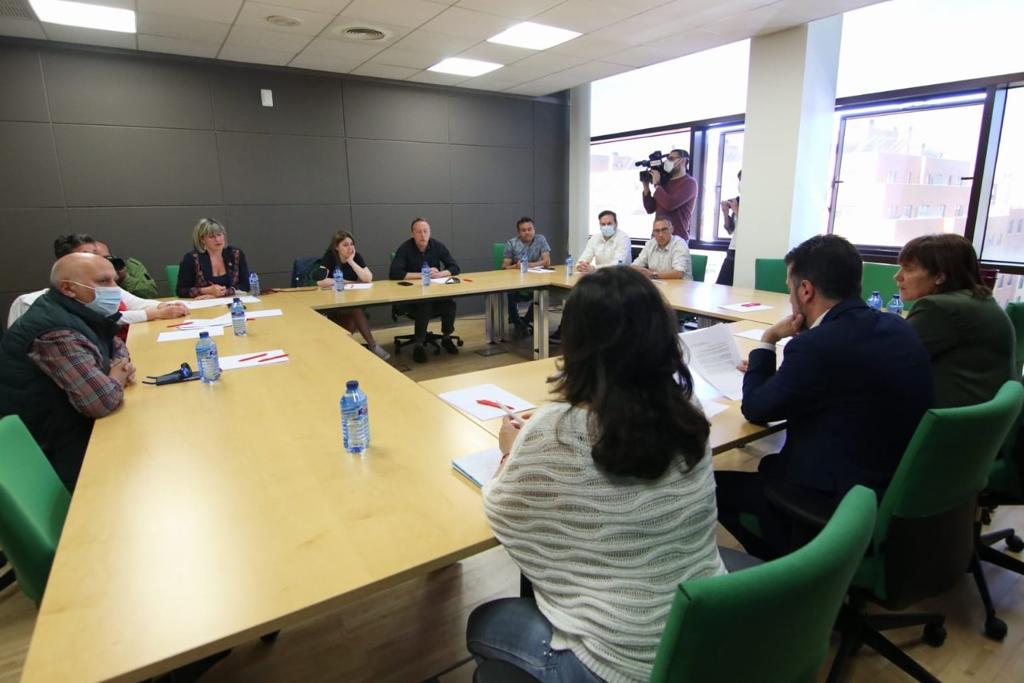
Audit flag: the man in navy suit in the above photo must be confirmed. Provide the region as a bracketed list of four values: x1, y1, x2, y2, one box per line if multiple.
[716, 235, 933, 559]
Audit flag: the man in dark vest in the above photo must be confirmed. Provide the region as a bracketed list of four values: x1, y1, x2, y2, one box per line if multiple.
[0, 253, 136, 490]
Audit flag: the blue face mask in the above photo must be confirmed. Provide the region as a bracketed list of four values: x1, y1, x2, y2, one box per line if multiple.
[600, 225, 616, 239]
[73, 282, 122, 317]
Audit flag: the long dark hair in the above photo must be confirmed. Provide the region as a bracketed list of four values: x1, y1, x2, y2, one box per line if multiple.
[323, 229, 356, 270]
[549, 266, 710, 479]
[898, 234, 990, 299]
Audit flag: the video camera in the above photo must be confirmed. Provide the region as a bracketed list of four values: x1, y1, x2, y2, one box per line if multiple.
[635, 151, 670, 184]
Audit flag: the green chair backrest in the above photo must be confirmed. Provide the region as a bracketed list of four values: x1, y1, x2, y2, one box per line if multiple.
[164, 264, 180, 297]
[493, 243, 506, 270]
[858, 381, 1024, 602]
[754, 258, 788, 294]
[1006, 302, 1024, 378]
[861, 262, 909, 310]
[690, 254, 707, 282]
[651, 486, 877, 683]
[0, 416, 71, 603]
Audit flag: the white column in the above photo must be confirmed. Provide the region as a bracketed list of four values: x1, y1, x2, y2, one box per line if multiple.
[567, 83, 591, 261]
[734, 16, 843, 288]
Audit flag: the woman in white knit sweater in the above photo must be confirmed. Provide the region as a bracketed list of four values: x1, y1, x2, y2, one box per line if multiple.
[467, 266, 725, 683]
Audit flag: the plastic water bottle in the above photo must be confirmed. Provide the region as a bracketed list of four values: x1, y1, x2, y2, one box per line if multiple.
[519, 253, 528, 274]
[230, 297, 247, 336]
[888, 293, 904, 315]
[565, 254, 573, 280]
[421, 260, 431, 287]
[333, 266, 344, 293]
[340, 380, 370, 454]
[867, 290, 882, 311]
[248, 272, 260, 296]
[195, 331, 221, 383]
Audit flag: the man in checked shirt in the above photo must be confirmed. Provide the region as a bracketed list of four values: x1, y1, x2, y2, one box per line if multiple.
[0, 253, 136, 491]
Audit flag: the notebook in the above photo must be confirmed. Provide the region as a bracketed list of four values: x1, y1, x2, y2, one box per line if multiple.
[452, 448, 503, 488]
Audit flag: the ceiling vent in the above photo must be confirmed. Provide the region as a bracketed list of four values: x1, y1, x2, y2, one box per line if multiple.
[265, 15, 301, 28]
[0, 0, 35, 20]
[334, 26, 389, 42]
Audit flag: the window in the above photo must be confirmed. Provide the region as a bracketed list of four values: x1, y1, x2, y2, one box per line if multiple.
[980, 88, 1024, 263]
[700, 126, 744, 242]
[589, 130, 691, 240]
[829, 98, 984, 246]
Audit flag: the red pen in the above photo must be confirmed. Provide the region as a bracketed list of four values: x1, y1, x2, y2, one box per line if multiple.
[461, 278, 473, 282]
[166, 321, 194, 328]
[476, 399, 523, 425]
[239, 352, 267, 362]
[741, 302, 762, 308]
[258, 353, 289, 363]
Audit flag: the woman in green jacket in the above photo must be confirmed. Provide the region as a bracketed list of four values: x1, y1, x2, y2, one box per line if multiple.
[896, 234, 1016, 407]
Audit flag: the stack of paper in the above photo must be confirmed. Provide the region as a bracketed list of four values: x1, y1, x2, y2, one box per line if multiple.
[452, 448, 503, 487]
[680, 324, 744, 401]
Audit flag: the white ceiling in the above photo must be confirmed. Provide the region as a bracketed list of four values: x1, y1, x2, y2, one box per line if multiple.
[0, 0, 885, 96]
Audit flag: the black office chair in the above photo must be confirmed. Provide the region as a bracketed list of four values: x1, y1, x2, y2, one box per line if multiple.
[290, 256, 324, 287]
[391, 304, 463, 356]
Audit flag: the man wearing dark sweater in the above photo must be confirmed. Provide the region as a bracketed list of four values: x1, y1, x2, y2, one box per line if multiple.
[641, 149, 698, 241]
[389, 217, 461, 363]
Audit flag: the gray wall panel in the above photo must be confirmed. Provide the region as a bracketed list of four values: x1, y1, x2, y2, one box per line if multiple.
[218, 133, 349, 205]
[450, 146, 532, 204]
[67, 205, 226, 295]
[350, 204, 453, 269]
[43, 50, 213, 129]
[452, 203, 533, 264]
[347, 140, 450, 204]
[212, 67, 343, 137]
[225, 204, 352, 276]
[449, 94, 532, 148]
[534, 101, 567, 148]
[0, 122, 64, 208]
[534, 144, 567, 203]
[343, 81, 447, 143]
[0, 45, 48, 122]
[533, 203, 569, 261]
[55, 125, 222, 206]
[0, 209, 70, 292]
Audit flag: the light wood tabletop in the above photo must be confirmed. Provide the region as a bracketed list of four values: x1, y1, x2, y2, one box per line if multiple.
[21, 270, 791, 682]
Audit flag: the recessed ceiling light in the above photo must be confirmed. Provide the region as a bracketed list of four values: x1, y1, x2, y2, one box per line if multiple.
[30, 0, 136, 33]
[266, 15, 301, 28]
[487, 21, 580, 51]
[428, 57, 502, 78]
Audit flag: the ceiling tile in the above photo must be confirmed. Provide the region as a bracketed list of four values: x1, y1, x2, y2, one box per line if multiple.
[42, 24, 137, 49]
[74, 0, 134, 9]
[234, 1, 336, 37]
[369, 47, 445, 70]
[288, 52, 363, 73]
[456, 41, 534, 64]
[602, 44, 663, 67]
[407, 69, 469, 86]
[0, 18, 46, 40]
[137, 0, 244, 24]
[549, 33, 630, 59]
[137, 13, 231, 43]
[219, 44, 296, 66]
[700, 3, 793, 39]
[455, 71, 529, 91]
[553, 59, 631, 81]
[321, 17, 413, 47]
[509, 50, 586, 74]
[351, 63, 421, 80]
[420, 7, 518, 39]
[455, 0, 564, 20]
[299, 37, 384, 61]
[224, 25, 313, 52]
[503, 81, 553, 96]
[340, 0, 449, 27]
[392, 29, 478, 55]
[531, 0, 641, 33]
[261, 0, 353, 12]
[604, 0, 675, 10]
[138, 34, 222, 58]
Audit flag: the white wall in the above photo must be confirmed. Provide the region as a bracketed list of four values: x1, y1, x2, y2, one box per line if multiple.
[568, 83, 591, 261]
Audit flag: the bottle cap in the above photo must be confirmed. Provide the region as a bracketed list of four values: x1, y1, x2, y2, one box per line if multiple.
[346, 380, 359, 390]
[199, 331, 210, 339]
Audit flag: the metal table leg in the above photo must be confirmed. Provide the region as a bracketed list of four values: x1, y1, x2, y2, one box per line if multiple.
[533, 289, 549, 359]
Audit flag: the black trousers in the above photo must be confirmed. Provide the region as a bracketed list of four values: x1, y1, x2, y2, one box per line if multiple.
[714, 453, 795, 561]
[409, 298, 456, 344]
[716, 248, 736, 285]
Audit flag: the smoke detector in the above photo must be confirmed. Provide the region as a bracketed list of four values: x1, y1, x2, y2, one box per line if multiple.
[333, 25, 389, 42]
[266, 15, 301, 28]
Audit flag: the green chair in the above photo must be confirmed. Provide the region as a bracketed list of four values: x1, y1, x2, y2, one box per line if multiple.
[164, 264, 180, 297]
[770, 381, 1024, 681]
[0, 415, 72, 603]
[861, 262, 903, 308]
[690, 254, 707, 282]
[754, 258, 788, 293]
[649, 486, 876, 683]
[1005, 302, 1024, 377]
[493, 243, 506, 270]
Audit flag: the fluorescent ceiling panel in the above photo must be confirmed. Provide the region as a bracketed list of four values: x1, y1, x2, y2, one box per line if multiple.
[31, 0, 136, 33]
[487, 21, 580, 50]
[428, 57, 502, 77]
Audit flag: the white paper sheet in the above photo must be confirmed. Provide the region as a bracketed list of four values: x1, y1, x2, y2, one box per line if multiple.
[343, 283, 373, 290]
[184, 295, 259, 310]
[701, 399, 729, 420]
[719, 301, 773, 312]
[528, 267, 555, 273]
[218, 349, 289, 371]
[430, 278, 453, 285]
[735, 327, 790, 347]
[680, 325, 745, 400]
[244, 308, 283, 320]
[452, 448, 503, 488]
[156, 326, 224, 343]
[438, 383, 535, 421]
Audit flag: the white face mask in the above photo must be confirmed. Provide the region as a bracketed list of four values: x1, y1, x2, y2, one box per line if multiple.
[73, 282, 122, 317]
[661, 159, 675, 174]
[600, 225, 616, 238]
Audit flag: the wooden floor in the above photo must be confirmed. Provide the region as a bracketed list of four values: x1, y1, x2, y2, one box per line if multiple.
[2, 315, 1024, 682]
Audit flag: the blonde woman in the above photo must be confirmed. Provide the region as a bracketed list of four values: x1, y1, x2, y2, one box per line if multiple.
[176, 218, 250, 299]
[317, 230, 390, 360]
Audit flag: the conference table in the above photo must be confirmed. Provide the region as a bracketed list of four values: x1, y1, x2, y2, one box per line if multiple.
[20, 267, 791, 682]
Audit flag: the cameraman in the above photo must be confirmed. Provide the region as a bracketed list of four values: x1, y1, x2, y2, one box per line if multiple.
[641, 149, 697, 242]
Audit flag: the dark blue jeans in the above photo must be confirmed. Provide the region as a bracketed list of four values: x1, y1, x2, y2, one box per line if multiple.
[508, 293, 534, 326]
[467, 598, 605, 682]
